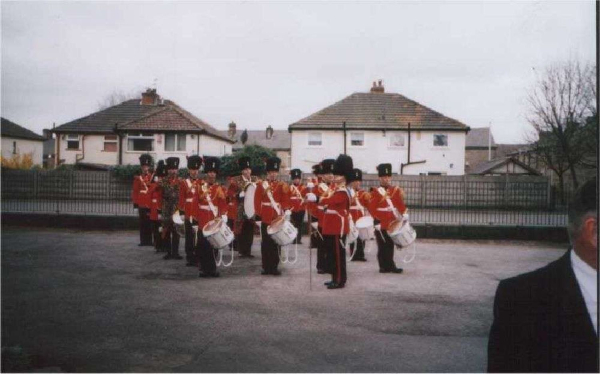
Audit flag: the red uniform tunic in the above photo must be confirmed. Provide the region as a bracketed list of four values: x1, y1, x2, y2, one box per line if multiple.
[148, 180, 163, 221]
[196, 182, 227, 227]
[226, 182, 239, 220]
[253, 180, 291, 225]
[178, 177, 202, 221]
[349, 189, 371, 223]
[132, 173, 153, 208]
[289, 183, 307, 213]
[316, 182, 335, 228]
[304, 177, 320, 219]
[319, 185, 351, 236]
[367, 185, 407, 230]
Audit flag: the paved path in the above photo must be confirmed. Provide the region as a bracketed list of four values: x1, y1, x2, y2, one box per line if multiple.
[1, 228, 566, 372]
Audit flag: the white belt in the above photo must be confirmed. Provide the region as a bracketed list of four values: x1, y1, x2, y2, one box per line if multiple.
[140, 191, 148, 194]
[200, 205, 211, 210]
[185, 198, 193, 202]
[317, 206, 325, 210]
[377, 207, 394, 212]
[152, 199, 157, 203]
[262, 202, 272, 206]
[290, 197, 301, 200]
[350, 206, 361, 210]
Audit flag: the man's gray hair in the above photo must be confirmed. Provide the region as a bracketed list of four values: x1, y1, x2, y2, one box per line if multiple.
[567, 178, 597, 243]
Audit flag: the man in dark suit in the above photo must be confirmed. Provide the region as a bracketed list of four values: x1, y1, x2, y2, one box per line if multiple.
[488, 178, 598, 373]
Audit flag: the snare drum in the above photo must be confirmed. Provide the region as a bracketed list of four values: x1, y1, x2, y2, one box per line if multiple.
[387, 219, 417, 248]
[355, 216, 375, 241]
[346, 219, 359, 245]
[202, 218, 234, 249]
[267, 215, 298, 246]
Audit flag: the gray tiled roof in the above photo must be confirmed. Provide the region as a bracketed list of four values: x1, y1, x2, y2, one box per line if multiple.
[466, 127, 496, 148]
[289, 92, 469, 131]
[230, 129, 291, 150]
[53, 99, 233, 143]
[468, 157, 540, 175]
[496, 143, 531, 158]
[1, 117, 45, 141]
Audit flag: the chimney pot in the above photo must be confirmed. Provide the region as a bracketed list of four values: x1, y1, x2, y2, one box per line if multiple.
[266, 125, 274, 139]
[141, 88, 160, 105]
[228, 121, 237, 138]
[370, 80, 385, 93]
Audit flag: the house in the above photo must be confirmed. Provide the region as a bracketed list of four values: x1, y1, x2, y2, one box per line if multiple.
[465, 127, 497, 173]
[42, 129, 56, 168]
[1, 117, 45, 166]
[288, 81, 471, 175]
[52, 89, 234, 167]
[468, 156, 541, 176]
[226, 123, 292, 170]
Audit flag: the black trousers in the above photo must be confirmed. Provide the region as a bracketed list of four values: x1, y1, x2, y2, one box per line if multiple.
[325, 234, 347, 285]
[349, 238, 365, 260]
[237, 219, 255, 256]
[184, 219, 198, 264]
[197, 231, 217, 275]
[164, 228, 180, 257]
[152, 220, 161, 250]
[375, 229, 397, 271]
[138, 207, 153, 245]
[291, 211, 305, 244]
[315, 227, 329, 273]
[260, 222, 279, 273]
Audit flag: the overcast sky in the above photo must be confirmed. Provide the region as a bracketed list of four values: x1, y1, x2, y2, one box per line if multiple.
[1, 1, 595, 144]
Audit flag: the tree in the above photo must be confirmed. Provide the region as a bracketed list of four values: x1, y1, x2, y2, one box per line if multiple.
[526, 60, 597, 197]
[240, 129, 248, 145]
[97, 89, 138, 110]
[219, 145, 276, 177]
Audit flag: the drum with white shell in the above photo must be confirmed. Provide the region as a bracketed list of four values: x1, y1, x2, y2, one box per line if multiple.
[202, 218, 234, 249]
[355, 216, 375, 241]
[267, 215, 298, 246]
[387, 218, 417, 248]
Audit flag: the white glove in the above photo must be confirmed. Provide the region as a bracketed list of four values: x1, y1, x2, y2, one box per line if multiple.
[402, 213, 409, 221]
[239, 191, 245, 198]
[284, 210, 292, 220]
[306, 193, 317, 202]
[221, 215, 228, 224]
[255, 221, 262, 228]
[374, 224, 382, 231]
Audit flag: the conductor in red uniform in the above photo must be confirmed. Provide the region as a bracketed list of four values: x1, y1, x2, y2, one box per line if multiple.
[132, 153, 154, 246]
[289, 168, 307, 245]
[196, 157, 228, 278]
[179, 155, 203, 267]
[367, 163, 408, 274]
[254, 157, 291, 276]
[319, 154, 353, 289]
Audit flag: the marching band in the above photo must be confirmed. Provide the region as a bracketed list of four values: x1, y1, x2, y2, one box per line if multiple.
[132, 152, 415, 289]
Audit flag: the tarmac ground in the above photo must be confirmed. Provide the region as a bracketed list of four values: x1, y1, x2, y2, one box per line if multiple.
[1, 228, 566, 372]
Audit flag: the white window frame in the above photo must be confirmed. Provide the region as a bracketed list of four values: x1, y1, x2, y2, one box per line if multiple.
[164, 133, 186, 152]
[103, 135, 118, 152]
[388, 133, 406, 148]
[350, 132, 365, 147]
[433, 134, 449, 148]
[308, 132, 322, 147]
[66, 134, 80, 150]
[127, 132, 154, 152]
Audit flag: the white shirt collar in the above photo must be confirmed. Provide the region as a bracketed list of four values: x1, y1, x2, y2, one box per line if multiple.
[570, 249, 598, 334]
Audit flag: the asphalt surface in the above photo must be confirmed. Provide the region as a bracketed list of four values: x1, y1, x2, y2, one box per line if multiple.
[1, 228, 566, 372]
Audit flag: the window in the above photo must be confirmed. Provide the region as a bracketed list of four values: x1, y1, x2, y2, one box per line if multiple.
[350, 132, 364, 146]
[103, 135, 118, 152]
[127, 133, 154, 152]
[165, 134, 186, 152]
[66, 134, 79, 150]
[308, 132, 322, 146]
[433, 134, 448, 147]
[12, 141, 16, 154]
[389, 133, 405, 147]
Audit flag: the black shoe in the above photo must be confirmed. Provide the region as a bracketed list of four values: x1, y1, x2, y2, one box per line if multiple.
[379, 269, 390, 273]
[327, 282, 344, 289]
[390, 268, 403, 274]
[172, 255, 183, 260]
[324, 281, 334, 286]
[238, 254, 249, 258]
[163, 254, 173, 260]
[272, 270, 281, 276]
[261, 270, 270, 275]
[210, 272, 220, 278]
[138, 243, 144, 247]
[246, 254, 255, 258]
[351, 258, 367, 262]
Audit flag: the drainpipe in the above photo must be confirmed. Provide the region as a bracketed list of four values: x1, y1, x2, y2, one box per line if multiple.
[115, 124, 123, 165]
[400, 122, 426, 175]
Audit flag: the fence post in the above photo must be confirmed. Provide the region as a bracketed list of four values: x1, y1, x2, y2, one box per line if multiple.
[463, 174, 468, 209]
[420, 174, 426, 207]
[504, 173, 509, 208]
[33, 169, 38, 199]
[546, 176, 552, 209]
[106, 171, 111, 199]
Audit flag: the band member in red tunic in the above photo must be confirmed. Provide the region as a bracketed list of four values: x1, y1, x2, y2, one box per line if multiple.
[148, 160, 166, 252]
[132, 154, 154, 246]
[289, 168, 307, 245]
[179, 155, 203, 267]
[228, 157, 259, 258]
[196, 157, 228, 278]
[253, 157, 291, 276]
[316, 158, 335, 274]
[367, 163, 408, 274]
[347, 168, 370, 262]
[160, 157, 183, 260]
[319, 154, 353, 289]
[307, 163, 322, 250]
[225, 171, 239, 252]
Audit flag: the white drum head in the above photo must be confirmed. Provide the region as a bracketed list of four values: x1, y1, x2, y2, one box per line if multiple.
[267, 215, 285, 235]
[202, 218, 222, 236]
[355, 216, 374, 229]
[244, 183, 256, 218]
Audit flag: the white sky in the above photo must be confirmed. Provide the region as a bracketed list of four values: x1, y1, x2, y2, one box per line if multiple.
[1, 1, 595, 144]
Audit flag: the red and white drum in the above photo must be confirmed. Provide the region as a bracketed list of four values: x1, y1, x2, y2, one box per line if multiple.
[202, 218, 234, 249]
[355, 216, 375, 241]
[387, 218, 417, 248]
[267, 215, 298, 246]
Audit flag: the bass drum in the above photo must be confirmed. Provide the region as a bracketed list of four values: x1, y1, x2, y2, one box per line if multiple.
[355, 216, 375, 241]
[202, 218, 234, 249]
[387, 219, 417, 248]
[267, 215, 298, 246]
[243, 183, 256, 219]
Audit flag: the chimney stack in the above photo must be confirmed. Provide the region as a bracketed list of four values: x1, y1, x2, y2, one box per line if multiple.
[42, 129, 53, 139]
[266, 125, 274, 139]
[370, 80, 385, 93]
[228, 121, 237, 138]
[141, 88, 160, 105]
